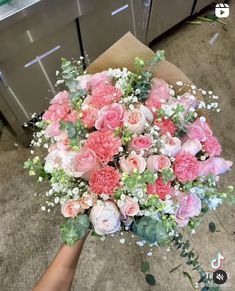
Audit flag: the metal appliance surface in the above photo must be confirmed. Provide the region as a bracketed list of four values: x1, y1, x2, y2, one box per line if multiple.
[0, 0, 82, 141]
[193, 0, 214, 14]
[146, 0, 194, 44]
[78, 0, 151, 62]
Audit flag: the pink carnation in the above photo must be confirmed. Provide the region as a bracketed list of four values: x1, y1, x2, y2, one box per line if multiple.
[95, 103, 125, 131]
[85, 130, 121, 164]
[90, 83, 122, 109]
[154, 119, 177, 136]
[81, 106, 99, 128]
[203, 135, 222, 156]
[147, 177, 172, 200]
[174, 151, 199, 183]
[51, 90, 70, 105]
[42, 91, 72, 122]
[89, 166, 120, 195]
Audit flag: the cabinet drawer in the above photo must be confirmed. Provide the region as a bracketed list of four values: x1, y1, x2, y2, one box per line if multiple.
[147, 0, 194, 43]
[0, 21, 81, 124]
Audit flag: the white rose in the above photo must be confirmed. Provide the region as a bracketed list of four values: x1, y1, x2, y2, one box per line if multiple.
[90, 201, 121, 235]
[161, 136, 182, 157]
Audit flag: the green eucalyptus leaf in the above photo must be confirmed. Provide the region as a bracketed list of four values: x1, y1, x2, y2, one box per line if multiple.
[209, 222, 216, 233]
[60, 214, 90, 246]
[183, 271, 196, 289]
[141, 261, 150, 273]
[145, 274, 156, 286]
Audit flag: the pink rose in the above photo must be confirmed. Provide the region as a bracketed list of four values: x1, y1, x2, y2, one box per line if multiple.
[125, 109, 146, 134]
[203, 135, 222, 156]
[118, 197, 139, 218]
[161, 136, 181, 157]
[181, 139, 202, 156]
[90, 201, 121, 235]
[199, 157, 232, 176]
[145, 78, 170, 112]
[67, 148, 101, 179]
[120, 154, 146, 174]
[174, 151, 199, 183]
[88, 71, 112, 90]
[147, 155, 171, 172]
[187, 117, 212, 142]
[76, 74, 91, 90]
[61, 200, 84, 218]
[131, 135, 153, 153]
[150, 78, 170, 101]
[175, 193, 201, 227]
[95, 103, 125, 131]
[45, 121, 62, 139]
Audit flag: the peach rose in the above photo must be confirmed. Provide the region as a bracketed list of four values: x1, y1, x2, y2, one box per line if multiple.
[125, 109, 146, 133]
[120, 154, 146, 174]
[61, 200, 84, 218]
[118, 197, 140, 219]
[131, 135, 153, 153]
[79, 194, 97, 209]
[90, 201, 121, 235]
[147, 155, 171, 172]
[68, 148, 100, 179]
[95, 103, 125, 130]
[181, 139, 202, 156]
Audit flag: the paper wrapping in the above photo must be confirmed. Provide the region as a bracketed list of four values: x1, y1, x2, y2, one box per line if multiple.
[87, 32, 205, 114]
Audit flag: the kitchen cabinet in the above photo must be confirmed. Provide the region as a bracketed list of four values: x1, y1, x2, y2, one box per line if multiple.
[79, 0, 151, 62]
[146, 0, 194, 44]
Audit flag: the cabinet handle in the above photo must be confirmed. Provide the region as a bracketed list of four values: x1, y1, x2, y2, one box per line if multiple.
[24, 45, 61, 68]
[0, 71, 8, 88]
[111, 4, 129, 16]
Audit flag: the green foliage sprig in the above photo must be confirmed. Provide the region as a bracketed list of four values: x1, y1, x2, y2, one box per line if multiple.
[60, 214, 90, 246]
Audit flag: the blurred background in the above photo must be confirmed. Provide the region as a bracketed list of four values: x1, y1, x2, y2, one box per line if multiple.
[0, 0, 234, 290]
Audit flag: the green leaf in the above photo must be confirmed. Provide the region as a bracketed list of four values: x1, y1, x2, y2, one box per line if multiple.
[145, 274, 156, 286]
[180, 251, 188, 257]
[209, 222, 216, 233]
[201, 207, 209, 214]
[60, 214, 90, 246]
[141, 261, 150, 273]
[183, 271, 196, 289]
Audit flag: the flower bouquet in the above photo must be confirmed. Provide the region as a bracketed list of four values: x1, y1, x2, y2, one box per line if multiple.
[25, 33, 234, 290]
